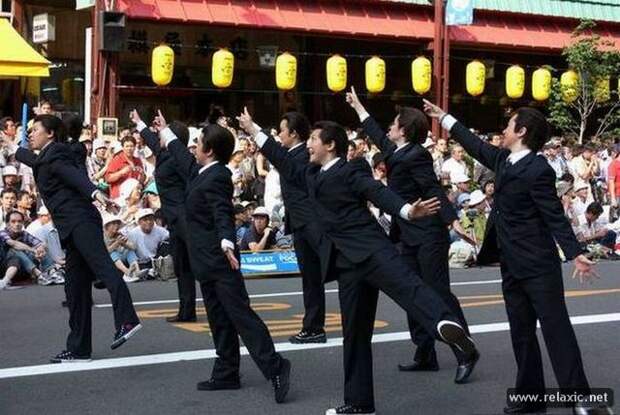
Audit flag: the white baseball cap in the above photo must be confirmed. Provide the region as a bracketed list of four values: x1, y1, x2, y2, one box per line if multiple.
[93, 139, 107, 151]
[469, 190, 486, 207]
[251, 206, 270, 217]
[422, 137, 435, 149]
[37, 205, 49, 215]
[102, 215, 122, 227]
[451, 171, 471, 184]
[2, 166, 18, 176]
[136, 208, 155, 221]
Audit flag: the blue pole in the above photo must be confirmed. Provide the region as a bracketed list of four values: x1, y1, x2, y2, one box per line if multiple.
[20, 102, 28, 148]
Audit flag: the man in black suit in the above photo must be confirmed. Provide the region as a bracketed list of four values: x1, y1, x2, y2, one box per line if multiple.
[130, 110, 196, 323]
[16, 115, 141, 363]
[157, 116, 291, 404]
[346, 87, 473, 381]
[238, 110, 479, 415]
[424, 101, 610, 415]
[244, 111, 326, 343]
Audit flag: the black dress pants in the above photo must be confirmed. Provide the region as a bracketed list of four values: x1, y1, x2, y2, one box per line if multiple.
[400, 239, 469, 359]
[501, 262, 590, 395]
[337, 245, 455, 408]
[170, 217, 197, 320]
[64, 222, 139, 357]
[199, 270, 282, 381]
[293, 226, 325, 332]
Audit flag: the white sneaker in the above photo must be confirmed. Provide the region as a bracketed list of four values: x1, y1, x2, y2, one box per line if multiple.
[123, 274, 140, 283]
[134, 269, 149, 280]
[37, 272, 54, 286]
[0, 279, 7, 290]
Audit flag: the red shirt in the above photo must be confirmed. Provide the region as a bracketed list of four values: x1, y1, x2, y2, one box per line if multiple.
[608, 159, 620, 197]
[105, 153, 144, 199]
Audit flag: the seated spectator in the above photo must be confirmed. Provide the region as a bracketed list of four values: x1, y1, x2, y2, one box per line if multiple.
[15, 190, 35, 224]
[127, 208, 169, 265]
[104, 135, 145, 199]
[239, 206, 278, 252]
[143, 181, 161, 210]
[102, 215, 144, 283]
[0, 210, 59, 288]
[0, 188, 17, 228]
[87, 139, 109, 184]
[572, 183, 593, 217]
[481, 179, 494, 212]
[452, 171, 472, 200]
[441, 145, 468, 183]
[575, 202, 617, 253]
[2, 165, 20, 190]
[460, 190, 488, 248]
[117, 178, 143, 226]
[234, 204, 249, 245]
[26, 205, 66, 269]
[456, 192, 471, 215]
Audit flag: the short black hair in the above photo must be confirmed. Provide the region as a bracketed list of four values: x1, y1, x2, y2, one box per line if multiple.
[313, 121, 348, 158]
[1, 188, 16, 198]
[281, 112, 310, 141]
[17, 190, 31, 201]
[372, 152, 385, 169]
[511, 107, 549, 153]
[397, 107, 429, 144]
[206, 104, 226, 125]
[559, 173, 575, 184]
[200, 124, 235, 163]
[33, 114, 66, 142]
[583, 144, 596, 153]
[5, 209, 25, 224]
[169, 121, 189, 146]
[63, 113, 83, 143]
[586, 202, 603, 216]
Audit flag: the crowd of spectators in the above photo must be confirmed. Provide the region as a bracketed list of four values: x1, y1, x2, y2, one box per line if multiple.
[1, 102, 619, 289]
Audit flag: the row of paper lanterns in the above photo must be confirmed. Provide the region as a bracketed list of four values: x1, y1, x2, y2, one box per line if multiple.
[151, 45, 615, 102]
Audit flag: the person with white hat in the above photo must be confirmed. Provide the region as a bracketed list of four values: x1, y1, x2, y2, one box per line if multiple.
[239, 206, 278, 252]
[26, 205, 66, 284]
[460, 190, 488, 246]
[127, 208, 169, 263]
[87, 139, 109, 183]
[2, 165, 20, 190]
[130, 109, 198, 323]
[102, 215, 144, 284]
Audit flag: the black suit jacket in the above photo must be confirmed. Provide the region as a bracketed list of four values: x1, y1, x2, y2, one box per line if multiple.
[140, 128, 188, 227]
[261, 136, 408, 280]
[16, 142, 100, 241]
[167, 139, 238, 280]
[448, 121, 583, 279]
[361, 116, 456, 246]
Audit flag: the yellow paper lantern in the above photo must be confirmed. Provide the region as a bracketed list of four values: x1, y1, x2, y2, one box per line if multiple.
[212, 48, 234, 88]
[275, 52, 297, 90]
[365, 56, 386, 93]
[560, 70, 579, 103]
[532, 68, 551, 101]
[151, 44, 174, 86]
[594, 76, 610, 102]
[411, 56, 432, 95]
[326, 54, 347, 93]
[466, 60, 485, 97]
[505, 65, 525, 99]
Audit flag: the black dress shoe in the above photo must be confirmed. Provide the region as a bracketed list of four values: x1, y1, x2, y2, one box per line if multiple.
[166, 315, 197, 323]
[398, 358, 439, 372]
[504, 404, 547, 414]
[93, 280, 106, 289]
[196, 378, 241, 391]
[454, 348, 480, 384]
[272, 358, 291, 404]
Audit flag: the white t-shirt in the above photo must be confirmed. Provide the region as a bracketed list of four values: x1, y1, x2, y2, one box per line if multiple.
[127, 225, 169, 260]
[441, 158, 468, 182]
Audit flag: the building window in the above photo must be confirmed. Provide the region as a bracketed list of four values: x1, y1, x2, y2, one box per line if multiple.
[1, 0, 12, 14]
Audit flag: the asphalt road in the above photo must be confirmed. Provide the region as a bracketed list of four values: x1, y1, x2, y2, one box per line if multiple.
[1, 262, 619, 415]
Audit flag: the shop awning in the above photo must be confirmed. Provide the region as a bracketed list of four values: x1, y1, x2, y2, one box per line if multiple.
[118, 0, 620, 51]
[0, 18, 50, 77]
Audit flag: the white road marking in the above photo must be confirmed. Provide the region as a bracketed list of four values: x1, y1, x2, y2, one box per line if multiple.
[1, 312, 618, 380]
[94, 279, 502, 308]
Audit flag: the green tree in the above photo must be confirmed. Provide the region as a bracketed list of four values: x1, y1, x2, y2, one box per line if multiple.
[548, 20, 620, 144]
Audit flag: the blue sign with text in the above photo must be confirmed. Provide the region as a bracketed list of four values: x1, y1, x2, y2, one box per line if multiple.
[240, 250, 299, 276]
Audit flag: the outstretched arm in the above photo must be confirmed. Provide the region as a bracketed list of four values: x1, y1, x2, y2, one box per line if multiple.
[130, 109, 161, 156]
[15, 147, 37, 167]
[346, 86, 395, 153]
[423, 99, 504, 170]
[155, 110, 199, 179]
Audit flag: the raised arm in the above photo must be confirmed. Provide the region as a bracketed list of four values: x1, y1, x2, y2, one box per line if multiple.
[15, 147, 37, 167]
[130, 109, 161, 156]
[423, 99, 504, 170]
[346, 86, 394, 153]
[155, 110, 199, 180]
